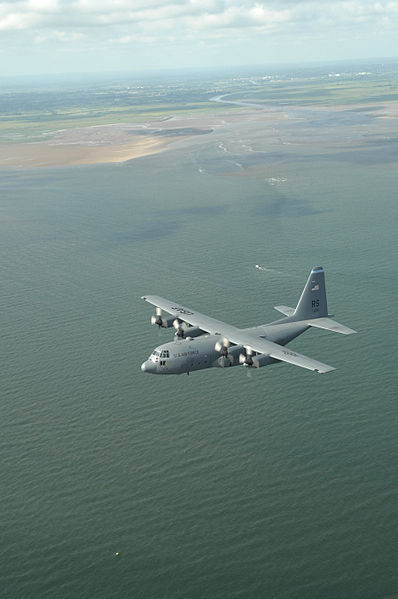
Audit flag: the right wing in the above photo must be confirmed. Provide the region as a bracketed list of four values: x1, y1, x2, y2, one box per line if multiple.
[141, 295, 237, 336]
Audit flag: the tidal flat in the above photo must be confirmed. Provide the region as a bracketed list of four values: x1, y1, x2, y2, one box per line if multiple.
[2, 62, 398, 168]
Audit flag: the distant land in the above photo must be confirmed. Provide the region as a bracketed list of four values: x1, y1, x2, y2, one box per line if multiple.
[1, 60, 398, 168]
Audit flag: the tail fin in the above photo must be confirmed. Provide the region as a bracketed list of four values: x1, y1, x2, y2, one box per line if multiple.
[294, 266, 328, 320]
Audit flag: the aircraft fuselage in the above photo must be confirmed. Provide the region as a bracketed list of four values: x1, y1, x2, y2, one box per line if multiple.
[140, 326, 304, 374]
[141, 334, 231, 374]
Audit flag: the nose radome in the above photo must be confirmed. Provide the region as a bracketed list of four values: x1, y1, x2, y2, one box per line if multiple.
[141, 359, 157, 374]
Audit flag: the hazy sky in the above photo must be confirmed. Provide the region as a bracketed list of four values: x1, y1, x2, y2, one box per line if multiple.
[1, 0, 398, 76]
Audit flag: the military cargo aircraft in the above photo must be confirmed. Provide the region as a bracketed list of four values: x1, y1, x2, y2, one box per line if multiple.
[141, 267, 356, 375]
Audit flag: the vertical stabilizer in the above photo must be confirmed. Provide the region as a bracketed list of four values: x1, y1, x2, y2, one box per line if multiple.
[294, 266, 328, 320]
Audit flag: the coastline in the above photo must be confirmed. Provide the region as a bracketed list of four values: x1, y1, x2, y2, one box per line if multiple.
[2, 100, 397, 169]
[0, 136, 170, 168]
[0, 107, 282, 169]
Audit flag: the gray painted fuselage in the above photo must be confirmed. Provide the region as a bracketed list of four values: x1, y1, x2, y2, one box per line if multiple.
[141, 318, 309, 375]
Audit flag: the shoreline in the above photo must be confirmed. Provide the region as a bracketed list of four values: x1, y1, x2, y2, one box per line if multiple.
[1, 100, 398, 169]
[0, 136, 170, 168]
[0, 105, 286, 169]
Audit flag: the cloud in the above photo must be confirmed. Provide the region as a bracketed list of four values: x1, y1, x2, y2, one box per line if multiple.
[34, 29, 85, 43]
[0, 0, 390, 33]
[28, 0, 59, 10]
[0, 12, 36, 30]
[185, 4, 292, 31]
[1, 0, 398, 70]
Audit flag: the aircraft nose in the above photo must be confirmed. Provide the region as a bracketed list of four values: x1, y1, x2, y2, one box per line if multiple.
[141, 360, 155, 373]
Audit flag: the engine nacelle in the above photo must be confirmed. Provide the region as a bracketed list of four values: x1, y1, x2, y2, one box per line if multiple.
[215, 345, 245, 367]
[179, 326, 204, 338]
[252, 354, 278, 368]
[157, 316, 176, 328]
[226, 345, 245, 364]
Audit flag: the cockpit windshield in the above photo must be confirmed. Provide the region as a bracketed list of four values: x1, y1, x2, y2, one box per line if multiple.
[151, 349, 169, 362]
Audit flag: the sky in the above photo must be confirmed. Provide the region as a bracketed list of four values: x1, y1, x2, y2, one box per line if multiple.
[0, 0, 398, 76]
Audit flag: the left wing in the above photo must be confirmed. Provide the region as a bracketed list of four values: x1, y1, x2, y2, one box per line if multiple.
[142, 295, 335, 374]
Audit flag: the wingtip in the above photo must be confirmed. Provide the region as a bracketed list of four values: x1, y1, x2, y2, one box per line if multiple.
[340, 327, 357, 335]
[317, 366, 336, 374]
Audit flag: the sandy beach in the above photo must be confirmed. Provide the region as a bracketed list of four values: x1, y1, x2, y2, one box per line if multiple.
[0, 137, 170, 168]
[0, 107, 286, 169]
[0, 133, 171, 168]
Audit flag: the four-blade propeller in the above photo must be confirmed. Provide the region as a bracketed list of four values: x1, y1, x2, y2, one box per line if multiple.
[214, 337, 235, 367]
[239, 346, 254, 367]
[151, 307, 175, 329]
[173, 318, 189, 338]
[150, 306, 163, 327]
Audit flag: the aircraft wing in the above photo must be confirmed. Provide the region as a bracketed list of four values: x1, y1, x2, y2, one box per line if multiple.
[255, 341, 335, 373]
[142, 295, 239, 335]
[142, 295, 335, 374]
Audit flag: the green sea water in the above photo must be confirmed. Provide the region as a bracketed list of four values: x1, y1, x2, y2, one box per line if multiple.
[1, 105, 398, 598]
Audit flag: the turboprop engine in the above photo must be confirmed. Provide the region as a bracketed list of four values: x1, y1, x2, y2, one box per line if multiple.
[173, 321, 204, 339]
[150, 307, 175, 329]
[214, 337, 244, 366]
[239, 348, 277, 368]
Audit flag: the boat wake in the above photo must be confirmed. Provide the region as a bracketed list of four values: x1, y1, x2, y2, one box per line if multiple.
[255, 265, 283, 274]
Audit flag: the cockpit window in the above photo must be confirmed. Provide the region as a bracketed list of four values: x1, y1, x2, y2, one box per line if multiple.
[160, 350, 170, 358]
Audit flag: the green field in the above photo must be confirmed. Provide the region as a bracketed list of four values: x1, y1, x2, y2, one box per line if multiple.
[0, 74, 234, 142]
[228, 74, 398, 106]
[0, 102, 233, 143]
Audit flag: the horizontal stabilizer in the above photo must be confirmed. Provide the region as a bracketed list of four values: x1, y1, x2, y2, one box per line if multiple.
[274, 305, 295, 317]
[306, 317, 357, 335]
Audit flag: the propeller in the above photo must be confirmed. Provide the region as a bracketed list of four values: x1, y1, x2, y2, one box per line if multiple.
[150, 307, 175, 329]
[218, 355, 232, 368]
[214, 337, 230, 355]
[173, 319, 188, 338]
[215, 337, 234, 366]
[239, 346, 254, 367]
[151, 306, 163, 327]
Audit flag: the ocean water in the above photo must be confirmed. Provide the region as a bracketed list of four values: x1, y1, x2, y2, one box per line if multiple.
[1, 108, 398, 598]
